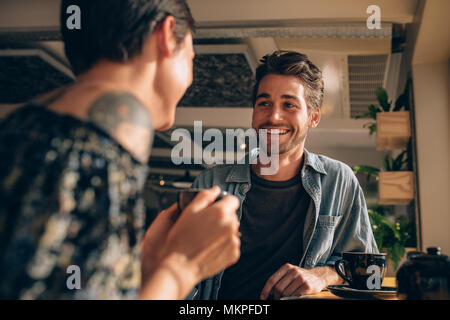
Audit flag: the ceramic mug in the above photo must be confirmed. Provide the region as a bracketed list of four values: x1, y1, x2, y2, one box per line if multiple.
[334, 252, 387, 290]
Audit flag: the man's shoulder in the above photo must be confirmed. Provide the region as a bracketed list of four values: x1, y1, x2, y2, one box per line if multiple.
[193, 164, 242, 187]
[196, 164, 237, 180]
[201, 164, 237, 175]
[316, 154, 354, 175]
[311, 153, 363, 207]
[310, 152, 357, 185]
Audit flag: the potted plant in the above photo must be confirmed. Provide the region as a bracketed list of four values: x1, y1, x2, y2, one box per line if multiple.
[353, 150, 414, 205]
[356, 87, 411, 150]
[368, 207, 416, 275]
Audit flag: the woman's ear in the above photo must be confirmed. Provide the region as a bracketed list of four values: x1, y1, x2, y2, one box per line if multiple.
[154, 15, 178, 58]
[308, 108, 321, 129]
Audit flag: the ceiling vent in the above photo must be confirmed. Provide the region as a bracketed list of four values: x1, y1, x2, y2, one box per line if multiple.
[348, 54, 389, 118]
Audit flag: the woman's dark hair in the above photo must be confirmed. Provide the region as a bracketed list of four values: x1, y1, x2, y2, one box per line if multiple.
[252, 50, 324, 112]
[60, 0, 195, 75]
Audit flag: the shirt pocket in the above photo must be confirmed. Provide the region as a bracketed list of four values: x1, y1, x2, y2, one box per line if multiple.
[304, 214, 342, 267]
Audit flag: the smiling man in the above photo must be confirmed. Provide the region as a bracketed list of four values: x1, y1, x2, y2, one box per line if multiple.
[190, 50, 378, 300]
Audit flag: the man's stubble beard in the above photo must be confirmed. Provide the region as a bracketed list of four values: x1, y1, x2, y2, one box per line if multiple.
[260, 127, 308, 157]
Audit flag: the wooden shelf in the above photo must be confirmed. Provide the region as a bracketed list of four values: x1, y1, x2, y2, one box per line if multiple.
[378, 171, 414, 205]
[376, 111, 411, 150]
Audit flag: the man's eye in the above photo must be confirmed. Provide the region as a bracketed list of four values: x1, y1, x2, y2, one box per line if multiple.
[257, 101, 269, 107]
[285, 102, 296, 108]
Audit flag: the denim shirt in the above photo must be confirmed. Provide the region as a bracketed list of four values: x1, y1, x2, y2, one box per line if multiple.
[188, 149, 378, 300]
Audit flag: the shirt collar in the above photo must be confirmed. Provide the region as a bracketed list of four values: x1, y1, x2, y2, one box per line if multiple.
[303, 149, 328, 175]
[225, 164, 250, 183]
[225, 148, 327, 183]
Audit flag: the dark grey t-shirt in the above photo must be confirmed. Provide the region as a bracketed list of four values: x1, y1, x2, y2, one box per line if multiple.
[218, 169, 310, 300]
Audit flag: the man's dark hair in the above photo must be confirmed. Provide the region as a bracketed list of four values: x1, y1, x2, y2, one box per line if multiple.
[252, 50, 324, 112]
[60, 0, 195, 76]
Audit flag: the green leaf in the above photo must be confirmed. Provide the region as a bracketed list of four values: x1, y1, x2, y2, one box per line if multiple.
[356, 113, 372, 120]
[353, 165, 380, 183]
[392, 151, 408, 171]
[393, 152, 404, 171]
[353, 165, 380, 175]
[394, 93, 407, 111]
[368, 210, 398, 250]
[357, 104, 380, 120]
[362, 122, 377, 135]
[381, 151, 410, 172]
[369, 104, 383, 117]
[376, 88, 391, 112]
[383, 156, 391, 171]
[389, 242, 406, 271]
[368, 123, 377, 135]
[369, 209, 413, 272]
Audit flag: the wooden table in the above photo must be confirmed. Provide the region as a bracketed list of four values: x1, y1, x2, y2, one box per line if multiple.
[282, 277, 398, 300]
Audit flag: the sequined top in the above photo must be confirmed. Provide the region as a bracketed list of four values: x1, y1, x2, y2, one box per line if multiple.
[0, 104, 149, 299]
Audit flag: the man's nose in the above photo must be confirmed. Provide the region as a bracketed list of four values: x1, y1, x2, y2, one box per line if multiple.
[267, 104, 283, 123]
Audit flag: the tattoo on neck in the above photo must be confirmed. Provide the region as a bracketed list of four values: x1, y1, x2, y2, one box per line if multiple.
[87, 91, 153, 160]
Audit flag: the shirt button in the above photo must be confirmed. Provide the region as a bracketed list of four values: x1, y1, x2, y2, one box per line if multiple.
[239, 184, 249, 194]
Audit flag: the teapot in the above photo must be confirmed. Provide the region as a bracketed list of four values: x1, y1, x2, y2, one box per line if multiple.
[396, 247, 450, 300]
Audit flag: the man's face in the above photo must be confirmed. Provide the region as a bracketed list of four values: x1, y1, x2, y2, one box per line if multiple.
[252, 74, 320, 155]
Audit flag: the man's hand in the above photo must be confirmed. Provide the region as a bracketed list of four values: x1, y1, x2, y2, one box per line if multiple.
[260, 264, 342, 300]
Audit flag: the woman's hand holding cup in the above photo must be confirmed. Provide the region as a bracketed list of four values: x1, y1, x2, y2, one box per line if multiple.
[140, 186, 241, 299]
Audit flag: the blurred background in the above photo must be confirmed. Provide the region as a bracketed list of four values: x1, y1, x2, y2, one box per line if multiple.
[0, 0, 449, 274]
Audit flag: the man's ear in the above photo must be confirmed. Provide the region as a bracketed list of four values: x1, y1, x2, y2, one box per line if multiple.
[155, 15, 177, 58]
[308, 108, 321, 129]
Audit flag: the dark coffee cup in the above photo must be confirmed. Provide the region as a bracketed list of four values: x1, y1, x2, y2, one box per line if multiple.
[177, 188, 228, 212]
[334, 252, 387, 290]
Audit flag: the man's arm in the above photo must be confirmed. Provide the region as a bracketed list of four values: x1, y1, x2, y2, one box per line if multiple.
[261, 167, 377, 300]
[324, 179, 379, 268]
[260, 263, 343, 299]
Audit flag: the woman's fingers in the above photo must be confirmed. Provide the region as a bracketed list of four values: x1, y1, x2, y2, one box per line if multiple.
[143, 203, 179, 242]
[182, 186, 221, 215]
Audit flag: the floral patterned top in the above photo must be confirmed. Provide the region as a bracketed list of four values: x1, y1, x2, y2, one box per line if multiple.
[0, 104, 149, 299]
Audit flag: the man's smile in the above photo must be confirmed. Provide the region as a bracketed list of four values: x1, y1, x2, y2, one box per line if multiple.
[259, 127, 292, 136]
